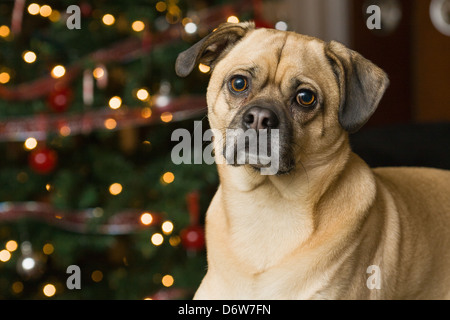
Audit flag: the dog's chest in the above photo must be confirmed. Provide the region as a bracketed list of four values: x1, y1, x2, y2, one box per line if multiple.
[225, 189, 314, 273]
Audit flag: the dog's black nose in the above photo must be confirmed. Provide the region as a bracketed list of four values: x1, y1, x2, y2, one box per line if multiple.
[242, 107, 279, 130]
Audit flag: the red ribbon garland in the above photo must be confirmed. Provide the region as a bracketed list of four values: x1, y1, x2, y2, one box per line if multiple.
[0, 202, 162, 235]
[0, 95, 207, 141]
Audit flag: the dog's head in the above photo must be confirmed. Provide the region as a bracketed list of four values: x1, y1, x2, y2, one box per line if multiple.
[176, 22, 389, 175]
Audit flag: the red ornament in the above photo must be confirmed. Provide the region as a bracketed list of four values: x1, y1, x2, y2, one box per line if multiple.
[47, 86, 72, 112]
[180, 225, 205, 251]
[180, 191, 205, 251]
[186, 192, 200, 224]
[254, 19, 274, 29]
[79, 1, 93, 18]
[29, 147, 58, 174]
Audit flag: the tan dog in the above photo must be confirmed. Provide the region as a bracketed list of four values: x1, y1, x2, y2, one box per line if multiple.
[176, 22, 450, 299]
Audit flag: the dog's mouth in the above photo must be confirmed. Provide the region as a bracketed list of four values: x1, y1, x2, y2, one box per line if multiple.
[248, 153, 296, 176]
[222, 128, 294, 175]
[221, 100, 294, 175]
[249, 164, 294, 176]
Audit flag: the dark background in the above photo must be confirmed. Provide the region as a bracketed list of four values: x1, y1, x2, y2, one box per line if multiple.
[349, 0, 450, 169]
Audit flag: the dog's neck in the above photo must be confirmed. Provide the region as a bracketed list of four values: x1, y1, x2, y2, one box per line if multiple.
[213, 137, 377, 272]
[217, 133, 356, 204]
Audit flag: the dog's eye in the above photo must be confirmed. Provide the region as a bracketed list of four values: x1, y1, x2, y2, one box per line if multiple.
[230, 76, 248, 93]
[296, 89, 316, 107]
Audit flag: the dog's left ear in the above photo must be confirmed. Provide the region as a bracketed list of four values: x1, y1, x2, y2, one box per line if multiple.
[325, 41, 389, 133]
[175, 22, 255, 78]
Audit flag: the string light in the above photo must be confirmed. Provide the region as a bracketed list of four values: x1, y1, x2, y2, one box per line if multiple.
[21, 257, 35, 270]
[0, 249, 11, 262]
[151, 233, 164, 246]
[27, 3, 40, 15]
[161, 221, 174, 235]
[227, 16, 239, 23]
[92, 207, 104, 218]
[184, 22, 197, 34]
[155, 1, 167, 12]
[275, 21, 288, 31]
[93, 67, 105, 79]
[109, 183, 123, 195]
[198, 63, 211, 73]
[91, 270, 103, 282]
[166, 4, 181, 24]
[160, 112, 173, 123]
[131, 20, 145, 32]
[140, 212, 153, 225]
[6, 240, 18, 252]
[48, 10, 60, 22]
[109, 96, 122, 109]
[39, 5, 52, 17]
[51, 65, 66, 78]
[169, 235, 181, 247]
[11, 282, 23, 294]
[155, 81, 171, 108]
[155, 95, 170, 108]
[136, 88, 149, 101]
[0, 72, 11, 84]
[23, 51, 37, 63]
[104, 118, 117, 130]
[102, 14, 115, 26]
[161, 171, 175, 184]
[0, 25, 10, 38]
[42, 243, 54, 255]
[161, 275, 174, 287]
[24, 137, 38, 150]
[141, 107, 152, 119]
[59, 125, 71, 136]
[43, 284, 56, 297]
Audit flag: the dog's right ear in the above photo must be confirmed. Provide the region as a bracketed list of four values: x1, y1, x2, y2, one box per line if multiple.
[325, 41, 389, 133]
[175, 22, 255, 78]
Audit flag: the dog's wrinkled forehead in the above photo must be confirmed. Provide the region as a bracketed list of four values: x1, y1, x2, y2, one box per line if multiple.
[214, 29, 328, 81]
[224, 29, 291, 63]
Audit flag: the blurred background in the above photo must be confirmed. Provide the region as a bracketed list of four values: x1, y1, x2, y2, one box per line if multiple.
[0, 0, 449, 299]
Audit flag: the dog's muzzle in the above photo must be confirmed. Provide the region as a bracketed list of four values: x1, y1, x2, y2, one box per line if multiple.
[223, 101, 294, 175]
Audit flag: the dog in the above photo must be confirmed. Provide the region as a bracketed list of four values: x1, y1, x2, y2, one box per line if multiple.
[175, 22, 450, 299]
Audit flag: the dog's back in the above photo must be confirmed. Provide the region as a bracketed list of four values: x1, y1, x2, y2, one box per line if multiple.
[373, 167, 450, 299]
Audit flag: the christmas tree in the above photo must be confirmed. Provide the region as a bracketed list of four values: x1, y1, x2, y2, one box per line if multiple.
[0, 0, 272, 299]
